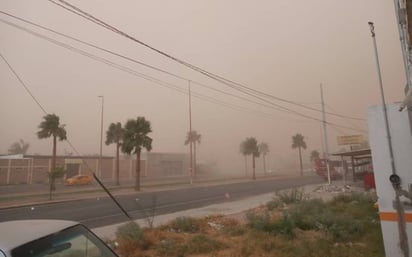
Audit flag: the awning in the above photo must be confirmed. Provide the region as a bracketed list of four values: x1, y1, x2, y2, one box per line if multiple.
[331, 149, 371, 159]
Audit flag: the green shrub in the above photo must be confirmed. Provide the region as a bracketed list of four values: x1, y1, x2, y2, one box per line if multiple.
[186, 234, 225, 254]
[266, 198, 282, 210]
[330, 192, 378, 220]
[327, 215, 364, 242]
[264, 215, 296, 239]
[246, 210, 296, 239]
[276, 188, 305, 204]
[171, 216, 199, 233]
[116, 221, 145, 241]
[115, 221, 149, 250]
[287, 199, 329, 230]
[246, 211, 270, 231]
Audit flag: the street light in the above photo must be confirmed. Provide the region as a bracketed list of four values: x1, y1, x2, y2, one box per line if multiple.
[188, 81, 193, 184]
[98, 95, 104, 178]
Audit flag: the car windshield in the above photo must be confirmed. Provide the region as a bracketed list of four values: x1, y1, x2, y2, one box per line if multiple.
[11, 225, 117, 257]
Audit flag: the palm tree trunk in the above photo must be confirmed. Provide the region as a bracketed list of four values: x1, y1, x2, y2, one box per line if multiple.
[52, 135, 57, 172]
[298, 146, 303, 177]
[49, 180, 53, 200]
[115, 143, 120, 186]
[263, 155, 266, 175]
[252, 155, 256, 180]
[135, 149, 141, 191]
[193, 141, 197, 179]
[49, 135, 57, 200]
[244, 155, 247, 177]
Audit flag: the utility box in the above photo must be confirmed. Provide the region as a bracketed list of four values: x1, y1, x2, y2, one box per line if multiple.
[368, 103, 412, 257]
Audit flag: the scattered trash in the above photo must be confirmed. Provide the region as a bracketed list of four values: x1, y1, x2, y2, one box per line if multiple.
[314, 184, 362, 194]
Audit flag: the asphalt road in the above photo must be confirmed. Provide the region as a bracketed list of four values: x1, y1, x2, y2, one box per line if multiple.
[0, 175, 323, 228]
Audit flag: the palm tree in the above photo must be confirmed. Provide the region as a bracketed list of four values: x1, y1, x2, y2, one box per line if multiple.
[242, 137, 260, 180]
[37, 114, 67, 176]
[258, 142, 269, 174]
[292, 134, 307, 176]
[106, 122, 124, 186]
[239, 141, 248, 176]
[47, 166, 66, 200]
[184, 130, 201, 178]
[122, 117, 152, 191]
[310, 150, 320, 163]
[8, 139, 30, 154]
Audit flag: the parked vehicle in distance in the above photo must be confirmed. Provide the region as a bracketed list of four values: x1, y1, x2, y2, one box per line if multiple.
[65, 175, 93, 185]
[0, 219, 118, 257]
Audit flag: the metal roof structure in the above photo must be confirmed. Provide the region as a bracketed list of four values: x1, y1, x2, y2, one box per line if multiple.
[331, 148, 371, 159]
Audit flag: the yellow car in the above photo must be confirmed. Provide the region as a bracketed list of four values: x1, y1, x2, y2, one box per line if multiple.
[65, 175, 93, 185]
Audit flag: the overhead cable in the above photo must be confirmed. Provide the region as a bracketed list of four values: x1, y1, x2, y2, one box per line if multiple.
[44, 1, 365, 121]
[0, 17, 366, 133]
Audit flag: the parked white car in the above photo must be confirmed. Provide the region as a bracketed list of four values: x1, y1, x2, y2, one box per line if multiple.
[0, 220, 118, 257]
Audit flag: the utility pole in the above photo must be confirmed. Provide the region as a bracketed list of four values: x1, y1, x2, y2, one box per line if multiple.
[320, 84, 331, 184]
[188, 81, 193, 184]
[98, 95, 104, 178]
[392, 0, 412, 111]
[392, 1, 412, 93]
[368, 22, 397, 176]
[369, 21, 409, 257]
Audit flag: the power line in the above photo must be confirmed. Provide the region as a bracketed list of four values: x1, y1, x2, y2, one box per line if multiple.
[0, 17, 366, 133]
[325, 103, 366, 131]
[0, 11, 310, 117]
[0, 18, 281, 120]
[1, 10, 365, 123]
[0, 50, 133, 220]
[45, 0, 365, 121]
[0, 52, 48, 114]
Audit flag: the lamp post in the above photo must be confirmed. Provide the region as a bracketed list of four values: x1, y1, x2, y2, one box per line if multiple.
[188, 81, 193, 184]
[98, 95, 104, 178]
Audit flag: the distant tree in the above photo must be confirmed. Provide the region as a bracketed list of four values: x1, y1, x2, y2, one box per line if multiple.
[184, 130, 201, 178]
[48, 166, 66, 200]
[106, 122, 124, 186]
[242, 137, 260, 180]
[37, 114, 67, 181]
[292, 134, 307, 176]
[122, 117, 152, 191]
[258, 142, 269, 174]
[239, 141, 248, 176]
[8, 139, 30, 155]
[310, 150, 320, 162]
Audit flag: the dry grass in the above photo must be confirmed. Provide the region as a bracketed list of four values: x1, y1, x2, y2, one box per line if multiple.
[114, 192, 384, 257]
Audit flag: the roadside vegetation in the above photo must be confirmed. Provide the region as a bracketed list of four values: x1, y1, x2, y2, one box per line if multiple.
[112, 189, 384, 257]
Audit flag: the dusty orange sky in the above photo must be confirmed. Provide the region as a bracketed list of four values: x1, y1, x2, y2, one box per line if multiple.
[0, 0, 406, 173]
